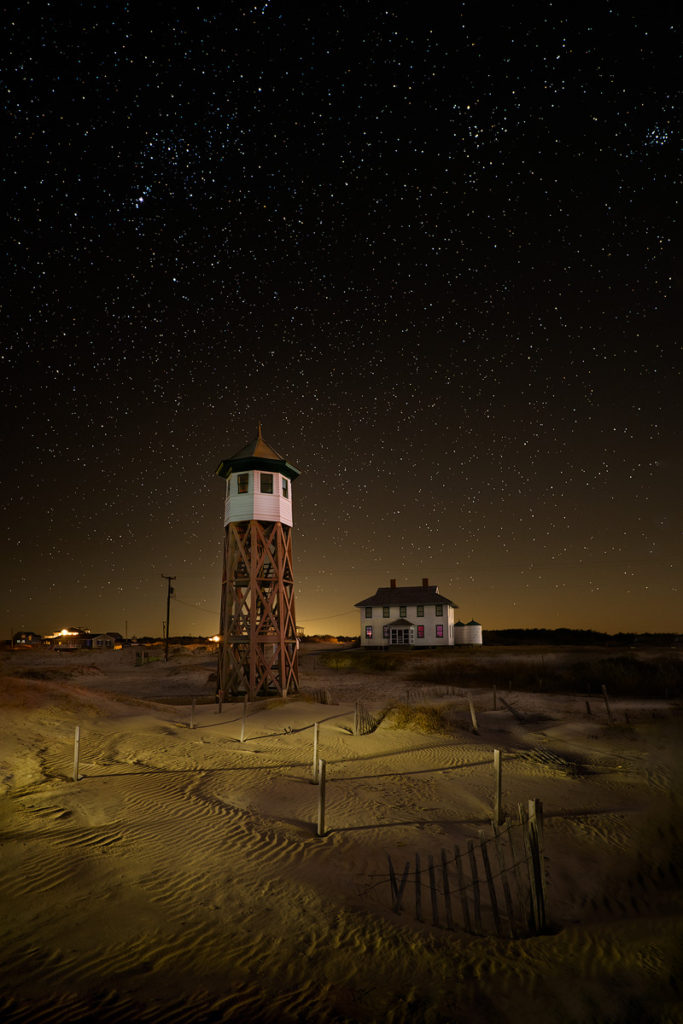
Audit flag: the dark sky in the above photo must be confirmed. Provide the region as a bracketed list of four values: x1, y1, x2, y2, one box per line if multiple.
[2, 3, 681, 639]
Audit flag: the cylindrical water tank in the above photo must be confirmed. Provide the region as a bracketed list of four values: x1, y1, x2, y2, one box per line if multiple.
[453, 620, 467, 645]
[464, 619, 483, 645]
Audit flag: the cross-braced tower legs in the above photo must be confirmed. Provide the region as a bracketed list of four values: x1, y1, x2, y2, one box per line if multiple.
[218, 519, 299, 698]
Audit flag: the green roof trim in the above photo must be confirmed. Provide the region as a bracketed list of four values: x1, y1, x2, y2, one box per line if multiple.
[216, 456, 300, 480]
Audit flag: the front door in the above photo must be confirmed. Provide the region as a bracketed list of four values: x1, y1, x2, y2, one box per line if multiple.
[390, 628, 410, 645]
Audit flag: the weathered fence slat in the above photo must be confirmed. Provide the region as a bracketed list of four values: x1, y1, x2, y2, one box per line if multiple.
[428, 855, 440, 927]
[454, 844, 471, 933]
[491, 825, 517, 938]
[479, 830, 502, 936]
[387, 855, 410, 914]
[441, 849, 454, 930]
[467, 840, 482, 933]
[415, 852, 423, 922]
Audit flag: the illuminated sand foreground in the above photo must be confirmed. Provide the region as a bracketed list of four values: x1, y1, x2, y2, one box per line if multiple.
[0, 647, 681, 1023]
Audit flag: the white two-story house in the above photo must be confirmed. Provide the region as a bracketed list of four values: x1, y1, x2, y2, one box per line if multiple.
[354, 578, 459, 647]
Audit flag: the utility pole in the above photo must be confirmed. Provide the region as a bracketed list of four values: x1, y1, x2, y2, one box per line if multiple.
[161, 575, 176, 662]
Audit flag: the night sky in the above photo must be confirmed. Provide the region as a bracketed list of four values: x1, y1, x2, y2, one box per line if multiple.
[2, 4, 681, 640]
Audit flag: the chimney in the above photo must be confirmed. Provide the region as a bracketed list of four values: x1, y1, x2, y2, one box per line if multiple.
[390, 579, 397, 588]
[422, 577, 429, 588]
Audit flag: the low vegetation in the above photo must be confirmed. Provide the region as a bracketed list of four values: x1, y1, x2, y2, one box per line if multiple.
[319, 650, 403, 673]
[410, 653, 683, 698]
[389, 704, 453, 733]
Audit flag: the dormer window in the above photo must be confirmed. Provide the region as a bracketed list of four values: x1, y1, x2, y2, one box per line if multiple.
[261, 473, 274, 493]
[282, 478, 289, 498]
[237, 474, 249, 494]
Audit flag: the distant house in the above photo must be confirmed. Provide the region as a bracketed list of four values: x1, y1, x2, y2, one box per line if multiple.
[86, 634, 117, 650]
[354, 578, 459, 647]
[43, 627, 88, 650]
[13, 631, 42, 647]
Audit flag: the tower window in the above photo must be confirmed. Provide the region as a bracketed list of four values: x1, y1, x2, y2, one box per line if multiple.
[237, 474, 249, 494]
[282, 478, 289, 498]
[261, 473, 274, 494]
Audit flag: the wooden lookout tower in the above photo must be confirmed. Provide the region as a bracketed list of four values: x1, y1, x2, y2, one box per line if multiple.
[216, 427, 301, 698]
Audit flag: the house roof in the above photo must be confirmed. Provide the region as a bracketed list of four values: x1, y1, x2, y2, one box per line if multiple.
[216, 424, 300, 481]
[355, 585, 457, 609]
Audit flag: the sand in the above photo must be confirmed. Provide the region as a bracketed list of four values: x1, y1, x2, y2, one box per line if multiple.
[0, 645, 681, 1023]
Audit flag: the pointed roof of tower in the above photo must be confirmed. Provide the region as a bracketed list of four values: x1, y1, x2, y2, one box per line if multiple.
[228, 422, 285, 462]
[216, 425, 300, 480]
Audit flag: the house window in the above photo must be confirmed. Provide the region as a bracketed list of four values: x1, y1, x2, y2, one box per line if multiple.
[435, 605, 443, 616]
[400, 606, 406, 617]
[237, 473, 249, 494]
[282, 478, 289, 498]
[417, 605, 424, 617]
[365, 607, 372, 619]
[365, 625, 373, 639]
[382, 625, 389, 639]
[382, 606, 390, 617]
[261, 473, 273, 493]
[417, 625, 425, 639]
[436, 624, 444, 638]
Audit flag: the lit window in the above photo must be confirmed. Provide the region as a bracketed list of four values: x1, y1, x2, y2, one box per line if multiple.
[261, 473, 273, 494]
[436, 624, 444, 638]
[417, 625, 424, 638]
[435, 605, 443, 616]
[237, 474, 249, 494]
[365, 607, 372, 619]
[365, 625, 373, 639]
[382, 625, 389, 639]
[400, 606, 406, 617]
[417, 605, 424, 617]
[382, 606, 390, 617]
[282, 478, 289, 498]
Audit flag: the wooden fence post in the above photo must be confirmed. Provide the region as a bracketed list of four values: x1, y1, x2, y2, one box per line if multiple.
[528, 798, 547, 930]
[519, 803, 542, 933]
[492, 684, 497, 710]
[72, 725, 80, 783]
[467, 839, 482, 933]
[454, 845, 471, 933]
[190, 698, 196, 730]
[601, 685, 613, 723]
[428, 855, 440, 927]
[240, 694, 248, 743]
[479, 831, 502, 936]
[441, 849, 454, 930]
[312, 722, 319, 783]
[414, 853, 423, 922]
[491, 824, 516, 938]
[468, 698, 479, 735]
[388, 855, 410, 914]
[585, 699, 591, 715]
[353, 701, 359, 736]
[493, 748, 503, 826]
[317, 759, 327, 836]
[218, 689, 223, 714]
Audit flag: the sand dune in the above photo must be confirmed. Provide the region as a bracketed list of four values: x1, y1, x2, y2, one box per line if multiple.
[0, 647, 681, 1022]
